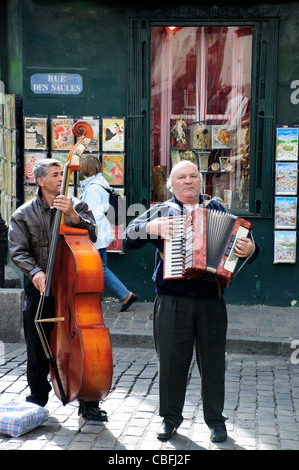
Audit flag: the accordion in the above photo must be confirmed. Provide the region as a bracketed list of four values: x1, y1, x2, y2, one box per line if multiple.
[163, 207, 252, 287]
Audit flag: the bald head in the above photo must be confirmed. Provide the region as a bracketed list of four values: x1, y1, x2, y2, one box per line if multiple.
[167, 160, 202, 204]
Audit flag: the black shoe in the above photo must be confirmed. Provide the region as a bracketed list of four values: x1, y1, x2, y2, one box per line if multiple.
[157, 421, 177, 441]
[81, 406, 108, 422]
[120, 293, 138, 312]
[26, 394, 48, 408]
[210, 423, 227, 442]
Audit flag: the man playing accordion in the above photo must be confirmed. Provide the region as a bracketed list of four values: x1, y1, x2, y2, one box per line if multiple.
[123, 160, 259, 443]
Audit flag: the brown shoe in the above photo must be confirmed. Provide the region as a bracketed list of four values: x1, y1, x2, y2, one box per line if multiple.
[120, 293, 138, 312]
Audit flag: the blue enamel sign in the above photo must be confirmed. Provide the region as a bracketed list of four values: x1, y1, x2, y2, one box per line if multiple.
[31, 73, 83, 95]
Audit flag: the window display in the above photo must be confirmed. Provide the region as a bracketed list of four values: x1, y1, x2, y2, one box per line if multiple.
[151, 26, 253, 210]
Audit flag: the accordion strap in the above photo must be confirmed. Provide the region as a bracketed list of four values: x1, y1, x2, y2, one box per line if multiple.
[233, 230, 255, 280]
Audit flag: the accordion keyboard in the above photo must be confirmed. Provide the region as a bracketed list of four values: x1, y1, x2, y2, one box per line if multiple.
[163, 217, 185, 278]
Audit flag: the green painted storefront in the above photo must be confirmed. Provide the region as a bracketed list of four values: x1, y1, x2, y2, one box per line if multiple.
[1, 0, 299, 306]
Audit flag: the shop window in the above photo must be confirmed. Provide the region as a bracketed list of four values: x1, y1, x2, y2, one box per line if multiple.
[150, 26, 253, 211]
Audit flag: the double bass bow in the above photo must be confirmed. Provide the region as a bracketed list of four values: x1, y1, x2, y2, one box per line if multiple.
[35, 121, 113, 414]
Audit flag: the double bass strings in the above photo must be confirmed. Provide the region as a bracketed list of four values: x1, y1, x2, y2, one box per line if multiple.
[44, 161, 69, 297]
[34, 161, 70, 355]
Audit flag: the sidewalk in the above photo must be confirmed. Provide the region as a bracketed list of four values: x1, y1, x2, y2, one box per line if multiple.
[0, 302, 298, 451]
[104, 301, 299, 356]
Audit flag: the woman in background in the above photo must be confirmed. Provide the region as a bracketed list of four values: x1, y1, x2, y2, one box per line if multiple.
[80, 155, 138, 312]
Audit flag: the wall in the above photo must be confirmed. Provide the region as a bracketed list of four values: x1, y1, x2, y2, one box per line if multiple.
[22, 1, 129, 116]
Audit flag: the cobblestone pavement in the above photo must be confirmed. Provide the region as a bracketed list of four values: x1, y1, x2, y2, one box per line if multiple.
[0, 342, 299, 451]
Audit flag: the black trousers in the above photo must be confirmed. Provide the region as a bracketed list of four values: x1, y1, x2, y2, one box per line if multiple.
[23, 281, 54, 406]
[23, 281, 100, 410]
[153, 294, 227, 428]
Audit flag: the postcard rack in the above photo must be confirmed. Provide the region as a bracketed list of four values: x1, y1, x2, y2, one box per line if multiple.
[273, 126, 298, 264]
[0, 93, 22, 226]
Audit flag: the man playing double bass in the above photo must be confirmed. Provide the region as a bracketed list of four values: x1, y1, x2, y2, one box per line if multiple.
[8, 158, 108, 421]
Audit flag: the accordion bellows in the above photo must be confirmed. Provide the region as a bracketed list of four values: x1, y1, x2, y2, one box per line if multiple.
[163, 207, 252, 287]
[0, 401, 49, 437]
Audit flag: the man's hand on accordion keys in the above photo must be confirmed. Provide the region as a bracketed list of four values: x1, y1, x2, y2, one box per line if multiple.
[233, 237, 255, 258]
[146, 217, 180, 241]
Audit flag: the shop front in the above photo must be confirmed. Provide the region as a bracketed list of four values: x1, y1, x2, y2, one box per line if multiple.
[1, 0, 299, 305]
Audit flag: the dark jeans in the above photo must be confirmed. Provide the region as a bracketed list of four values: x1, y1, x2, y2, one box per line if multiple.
[153, 294, 227, 428]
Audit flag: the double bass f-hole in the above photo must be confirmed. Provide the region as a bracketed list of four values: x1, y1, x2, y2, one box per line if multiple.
[65, 306, 76, 339]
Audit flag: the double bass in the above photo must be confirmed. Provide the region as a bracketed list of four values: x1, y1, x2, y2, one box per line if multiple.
[35, 121, 113, 420]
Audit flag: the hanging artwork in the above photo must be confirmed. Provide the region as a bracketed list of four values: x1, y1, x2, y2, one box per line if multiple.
[276, 127, 298, 161]
[170, 150, 196, 166]
[190, 123, 211, 149]
[170, 116, 190, 148]
[51, 152, 75, 185]
[275, 162, 298, 195]
[102, 153, 124, 186]
[24, 116, 48, 150]
[212, 125, 236, 149]
[106, 223, 125, 254]
[274, 196, 297, 230]
[274, 231, 297, 264]
[102, 118, 125, 152]
[24, 152, 48, 184]
[24, 185, 38, 202]
[77, 116, 100, 152]
[51, 116, 74, 151]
